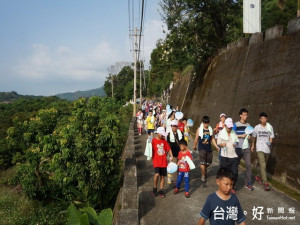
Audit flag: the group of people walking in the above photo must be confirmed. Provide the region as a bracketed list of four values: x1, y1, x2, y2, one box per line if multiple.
[140, 101, 275, 225]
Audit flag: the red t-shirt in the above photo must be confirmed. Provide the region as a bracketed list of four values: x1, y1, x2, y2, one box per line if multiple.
[152, 138, 171, 168]
[178, 150, 193, 172]
[178, 122, 185, 132]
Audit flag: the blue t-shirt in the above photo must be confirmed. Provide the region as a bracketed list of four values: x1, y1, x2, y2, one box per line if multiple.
[200, 192, 246, 225]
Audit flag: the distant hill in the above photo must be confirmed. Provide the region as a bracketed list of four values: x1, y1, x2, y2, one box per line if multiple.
[56, 86, 106, 101]
[0, 91, 40, 103]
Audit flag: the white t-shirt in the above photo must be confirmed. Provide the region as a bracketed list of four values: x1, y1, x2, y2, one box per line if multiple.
[252, 124, 275, 153]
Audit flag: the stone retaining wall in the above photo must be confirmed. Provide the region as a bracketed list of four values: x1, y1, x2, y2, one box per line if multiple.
[113, 117, 139, 225]
[169, 17, 300, 191]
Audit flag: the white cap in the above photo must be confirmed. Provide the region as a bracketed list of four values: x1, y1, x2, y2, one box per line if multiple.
[170, 120, 178, 126]
[225, 118, 234, 128]
[156, 127, 167, 137]
[220, 113, 226, 118]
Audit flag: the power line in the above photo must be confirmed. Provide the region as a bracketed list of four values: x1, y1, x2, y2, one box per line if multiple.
[128, 0, 131, 29]
[132, 0, 134, 30]
[137, 0, 145, 61]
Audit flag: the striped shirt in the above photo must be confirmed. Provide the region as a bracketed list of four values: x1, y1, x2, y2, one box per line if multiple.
[233, 121, 250, 149]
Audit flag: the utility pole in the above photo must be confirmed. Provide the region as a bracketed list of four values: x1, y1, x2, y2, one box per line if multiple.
[139, 61, 142, 107]
[143, 60, 146, 90]
[298, 0, 300, 17]
[133, 27, 138, 117]
[111, 75, 114, 98]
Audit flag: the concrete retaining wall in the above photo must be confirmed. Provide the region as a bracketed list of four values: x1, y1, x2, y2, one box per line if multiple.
[169, 18, 300, 191]
[113, 118, 139, 225]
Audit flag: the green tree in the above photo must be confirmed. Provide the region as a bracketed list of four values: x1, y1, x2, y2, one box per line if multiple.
[147, 0, 243, 97]
[12, 97, 131, 210]
[262, 0, 298, 32]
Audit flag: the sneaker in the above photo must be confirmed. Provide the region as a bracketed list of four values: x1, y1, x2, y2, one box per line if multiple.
[200, 176, 206, 182]
[245, 182, 254, 191]
[173, 188, 179, 194]
[231, 189, 236, 195]
[159, 189, 166, 198]
[152, 187, 157, 197]
[264, 182, 270, 191]
[255, 176, 263, 184]
[185, 192, 190, 198]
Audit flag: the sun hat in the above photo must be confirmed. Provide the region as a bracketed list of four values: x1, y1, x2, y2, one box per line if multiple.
[155, 127, 167, 137]
[224, 118, 234, 128]
[170, 120, 178, 126]
[220, 113, 226, 118]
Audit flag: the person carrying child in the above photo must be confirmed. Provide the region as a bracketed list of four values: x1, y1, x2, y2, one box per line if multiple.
[198, 167, 247, 225]
[173, 139, 193, 198]
[152, 127, 173, 198]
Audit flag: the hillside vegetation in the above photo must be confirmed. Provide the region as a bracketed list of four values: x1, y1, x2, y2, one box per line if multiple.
[56, 86, 106, 101]
[0, 96, 132, 224]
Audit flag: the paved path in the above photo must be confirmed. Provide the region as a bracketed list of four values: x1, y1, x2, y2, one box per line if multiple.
[136, 131, 300, 225]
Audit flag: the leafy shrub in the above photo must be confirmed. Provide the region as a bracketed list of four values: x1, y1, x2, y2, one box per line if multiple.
[10, 97, 131, 211]
[66, 204, 113, 225]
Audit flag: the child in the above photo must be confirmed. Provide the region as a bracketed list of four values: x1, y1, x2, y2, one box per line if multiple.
[181, 118, 190, 144]
[214, 113, 226, 136]
[152, 127, 173, 197]
[146, 111, 155, 140]
[174, 139, 193, 198]
[214, 113, 226, 163]
[159, 109, 166, 127]
[198, 167, 247, 225]
[251, 112, 274, 191]
[177, 118, 185, 133]
[136, 109, 144, 135]
[193, 116, 219, 182]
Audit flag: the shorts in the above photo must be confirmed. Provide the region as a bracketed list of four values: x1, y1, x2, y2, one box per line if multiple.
[154, 167, 167, 176]
[199, 150, 213, 165]
[148, 129, 155, 135]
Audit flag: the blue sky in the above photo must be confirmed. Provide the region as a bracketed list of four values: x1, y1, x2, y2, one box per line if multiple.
[0, 0, 165, 96]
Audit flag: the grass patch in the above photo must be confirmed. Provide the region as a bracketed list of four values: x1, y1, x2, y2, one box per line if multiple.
[268, 178, 300, 202]
[0, 167, 67, 225]
[182, 65, 194, 77]
[242, 164, 300, 203]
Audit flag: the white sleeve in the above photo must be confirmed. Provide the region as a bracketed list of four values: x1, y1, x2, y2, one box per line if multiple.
[270, 125, 275, 138]
[252, 126, 257, 138]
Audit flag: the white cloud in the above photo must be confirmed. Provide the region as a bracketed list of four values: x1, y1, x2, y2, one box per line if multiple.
[9, 19, 166, 95]
[143, 19, 166, 67]
[15, 41, 123, 82]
